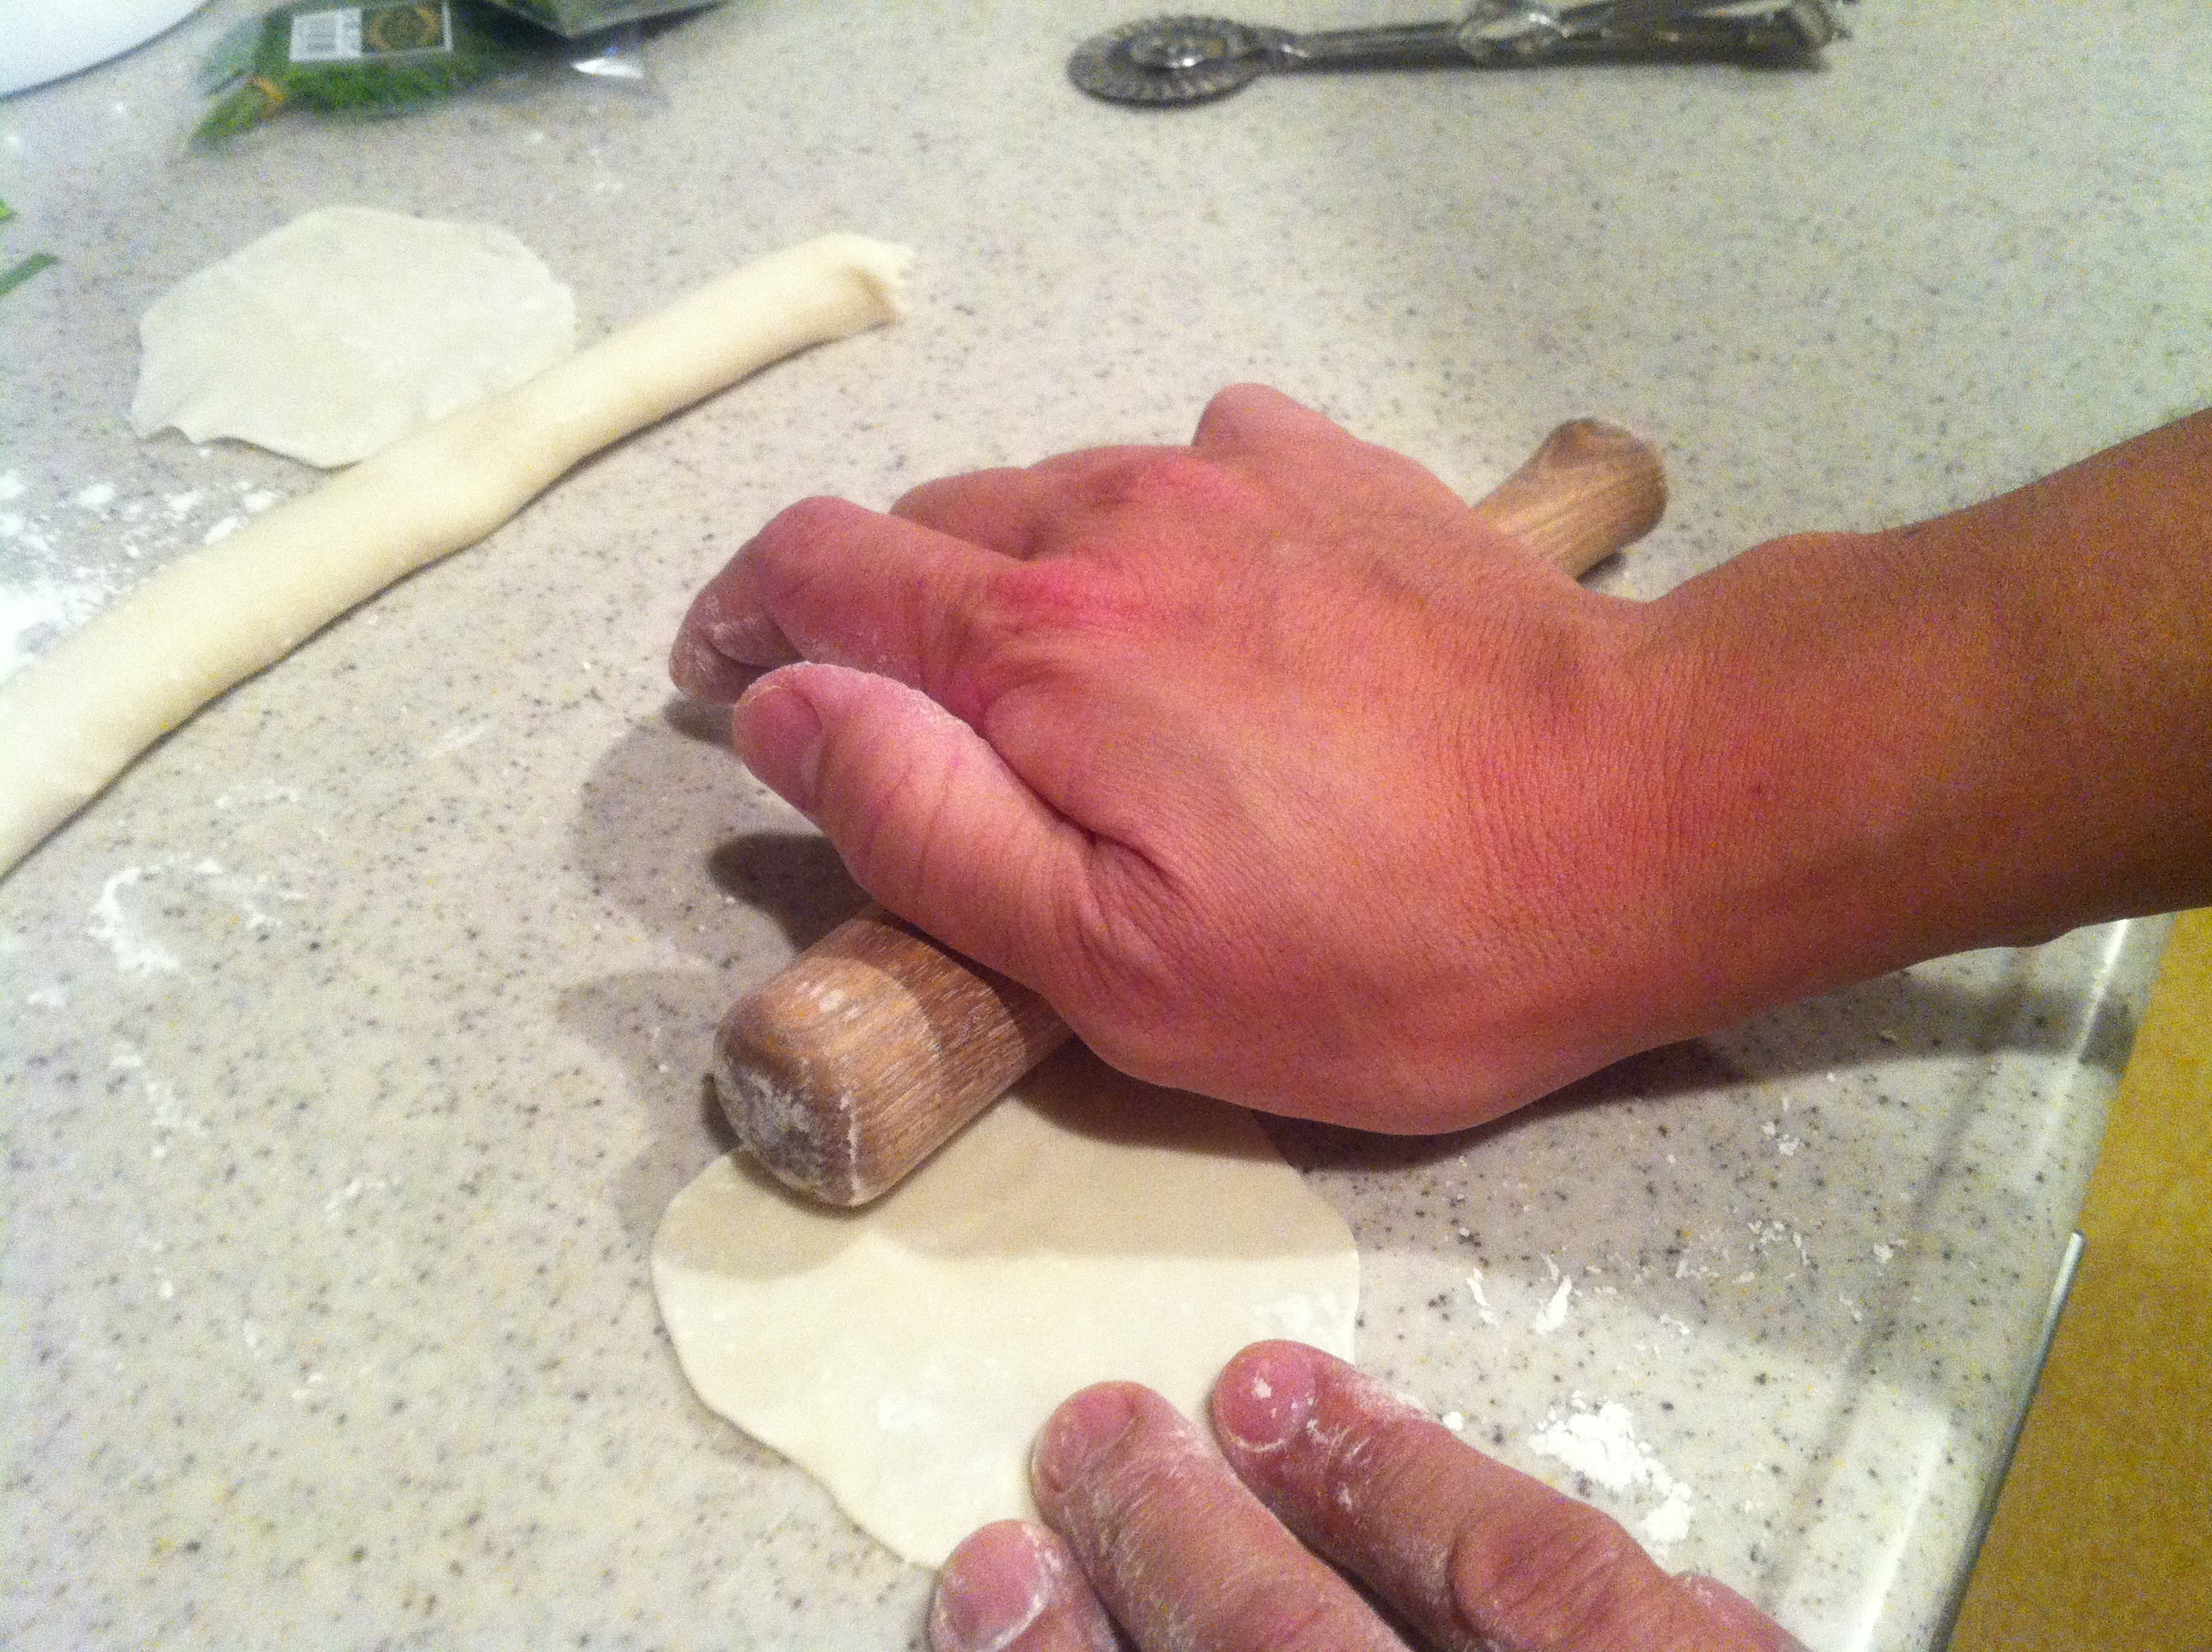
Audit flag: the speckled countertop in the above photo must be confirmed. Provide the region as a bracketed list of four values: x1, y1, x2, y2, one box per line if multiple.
[3, 4, 2205, 1648]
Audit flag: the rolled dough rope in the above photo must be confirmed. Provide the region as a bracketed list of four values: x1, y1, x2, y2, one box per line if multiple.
[0, 232, 913, 880]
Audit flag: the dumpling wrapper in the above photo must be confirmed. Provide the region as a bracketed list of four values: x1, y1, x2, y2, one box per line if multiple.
[652, 1044, 1359, 1567]
[131, 206, 577, 468]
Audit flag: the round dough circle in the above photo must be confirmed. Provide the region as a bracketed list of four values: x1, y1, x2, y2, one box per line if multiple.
[131, 206, 578, 468]
[651, 1047, 1359, 1567]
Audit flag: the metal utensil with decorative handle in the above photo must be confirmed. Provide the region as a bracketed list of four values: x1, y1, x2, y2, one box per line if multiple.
[1068, 1, 1844, 105]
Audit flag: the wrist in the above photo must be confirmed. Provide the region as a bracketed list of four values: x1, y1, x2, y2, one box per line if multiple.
[1623, 526, 2027, 1027]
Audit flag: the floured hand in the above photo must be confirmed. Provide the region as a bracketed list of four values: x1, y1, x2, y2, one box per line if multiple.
[925, 1341, 1806, 1652]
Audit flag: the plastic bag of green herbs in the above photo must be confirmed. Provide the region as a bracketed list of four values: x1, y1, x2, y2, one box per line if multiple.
[193, 0, 556, 143]
[479, 0, 719, 37]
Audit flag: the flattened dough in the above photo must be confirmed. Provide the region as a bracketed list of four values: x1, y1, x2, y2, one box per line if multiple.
[652, 1045, 1359, 1567]
[0, 233, 910, 878]
[132, 206, 578, 468]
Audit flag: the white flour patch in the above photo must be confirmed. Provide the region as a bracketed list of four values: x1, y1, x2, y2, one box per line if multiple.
[3, 472, 288, 679]
[212, 781, 306, 811]
[1533, 1275, 1573, 1335]
[145, 1077, 207, 1161]
[86, 859, 306, 975]
[1464, 1268, 1500, 1327]
[323, 1174, 394, 1222]
[89, 868, 181, 975]
[875, 1390, 947, 1434]
[1528, 1396, 1695, 1550]
[2, 574, 117, 683]
[1749, 1219, 1812, 1271]
[430, 720, 489, 755]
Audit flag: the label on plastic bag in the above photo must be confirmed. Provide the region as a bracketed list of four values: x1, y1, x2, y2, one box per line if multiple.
[288, 3, 456, 65]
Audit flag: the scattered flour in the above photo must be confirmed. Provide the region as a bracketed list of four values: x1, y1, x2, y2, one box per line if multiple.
[430, 721, 489, 755]
[2, 471, 290, 681]
[1533, 1275, 1574, 1335]
[1528, 1396, 1696, 1550]
[145, 1077, 207, 1160]
[1464, 1268, 1501, 1328]
[88, 868, 182, 975]
[85, 859, 306, 976]
[2, 573, 120, 683]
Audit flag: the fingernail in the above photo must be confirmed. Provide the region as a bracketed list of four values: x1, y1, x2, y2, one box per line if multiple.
[1031, 1386, 1137, 1501]
[930, 1524, 1051, 1652]
[732, 678, 824, 815]
[1212, 1341, 1316, 1453]
[707, 613, 800, 667]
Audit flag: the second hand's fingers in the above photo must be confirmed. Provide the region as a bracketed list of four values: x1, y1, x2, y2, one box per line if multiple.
[1031, 1383, 1412, 1652]
[930, 1521, 1127, 1652]
[1211, 1343, 1803, 1652]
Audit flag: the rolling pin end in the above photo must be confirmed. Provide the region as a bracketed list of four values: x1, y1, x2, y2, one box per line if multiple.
[713, 905, 1074, 1207]
[713, 1031, 876, 1208]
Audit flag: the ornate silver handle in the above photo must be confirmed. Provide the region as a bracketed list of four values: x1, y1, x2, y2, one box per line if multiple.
[1069, 1, 1845, 104]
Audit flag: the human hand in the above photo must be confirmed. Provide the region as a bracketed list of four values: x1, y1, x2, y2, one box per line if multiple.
[672, 386, 1707, 1132]
[675, 398, 2212, 1134]
[925, 1340, 1803, 1652]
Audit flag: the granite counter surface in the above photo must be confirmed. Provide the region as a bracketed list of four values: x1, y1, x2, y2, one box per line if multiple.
[3, 3, 2206, 1647]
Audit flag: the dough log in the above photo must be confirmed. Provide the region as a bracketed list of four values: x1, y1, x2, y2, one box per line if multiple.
[0, 233, 913, 879]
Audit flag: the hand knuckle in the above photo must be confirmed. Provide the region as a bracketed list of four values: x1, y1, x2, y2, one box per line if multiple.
[997, 557, 1129, 635]
[1225, 1579, 1375, 1652]
[748, 495, 860, 573]
[1201, 382, 1275, 428]
[1107, 449, 1248, 520]
[765, 492, 856, 538]
[1451, 1499, 1662, 1649]
[1049, 858, 1189, 1056]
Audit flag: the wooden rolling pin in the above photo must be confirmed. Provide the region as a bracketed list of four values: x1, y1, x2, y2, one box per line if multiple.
[716, 420, 1668, 1205]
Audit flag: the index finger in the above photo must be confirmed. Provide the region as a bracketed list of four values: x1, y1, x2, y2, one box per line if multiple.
[1211, 1343, 1806, 1652]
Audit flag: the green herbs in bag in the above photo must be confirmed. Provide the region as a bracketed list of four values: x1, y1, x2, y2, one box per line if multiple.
[194, 1, 541, 142]
[475, 2, 719, 37]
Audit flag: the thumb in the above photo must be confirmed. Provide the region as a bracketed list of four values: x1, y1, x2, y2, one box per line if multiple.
[731, 662, 1088, 988]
